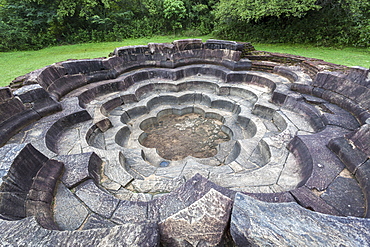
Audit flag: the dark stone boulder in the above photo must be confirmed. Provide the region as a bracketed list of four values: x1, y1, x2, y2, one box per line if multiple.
[231, 193, 370, 246]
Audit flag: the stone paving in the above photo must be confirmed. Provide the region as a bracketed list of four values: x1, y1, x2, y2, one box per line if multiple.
[0, 39, 369, 246]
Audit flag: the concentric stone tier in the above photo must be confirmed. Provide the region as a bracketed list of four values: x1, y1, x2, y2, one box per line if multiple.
[1, 39, 370, 246]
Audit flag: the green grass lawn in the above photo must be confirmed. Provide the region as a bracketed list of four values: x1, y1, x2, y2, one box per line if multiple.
[254, 43, 370, 68]
[0, 35, 369, 87]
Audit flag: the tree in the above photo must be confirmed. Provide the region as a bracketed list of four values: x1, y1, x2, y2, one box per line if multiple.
[213, 0, 370, 46]
[215, 0, 320, 23]
[163, 0, 187, 32]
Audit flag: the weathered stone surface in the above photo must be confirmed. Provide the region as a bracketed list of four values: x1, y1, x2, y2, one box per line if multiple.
[297, 126, 349, 191]
[159, 188, 233, 246]
[328, 137, 367, 173]
[82, 214, 117, 230]
[0, 143, 48, 194]
[0, 87, 12, 102]
[321, 102, 360, 130]
[0, 217, 160, 246]
[1, 40, 370, 244]
[321, 176, 365, 217]
[290, 186, 341, 216]
[0, 143, 27, 180]
[245, 191, 296, 203]
[0, 108, 42, 147]
[122, 149, 157, 178]
[13, 84, 49, 103]
[54, 182, 89, 230]
[56, 152, 102, 188]
[231, 193, 370, 247]
[131, 177, 184, 194]
[153, 174, 235, 223]
[355, 160, 370, 217]
[111, 200, 152, 224]
[0, 192, 26, 219]
[347, 124, 370, 156]
[75, 180, 120, 218]
[32, 97, 62, 117]
[25, 159, 64, 230]
[104, 159, 133, 187]
[0, 98, 25, 122]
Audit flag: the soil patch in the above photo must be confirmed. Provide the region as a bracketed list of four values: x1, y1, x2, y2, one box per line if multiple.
[141, 113, 230, 160]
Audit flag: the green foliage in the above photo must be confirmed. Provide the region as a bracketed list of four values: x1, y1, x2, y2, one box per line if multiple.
[0, 0, 369, 51]
[163, 0, 187, 31]
[0, 0, 217, 51]
[213, 0, 370, 47]
[0, 1, 56, 50]
[215, 0, 319, 22]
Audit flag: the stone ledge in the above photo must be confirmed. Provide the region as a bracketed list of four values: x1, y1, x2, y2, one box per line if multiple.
[231, 193, 370, 246]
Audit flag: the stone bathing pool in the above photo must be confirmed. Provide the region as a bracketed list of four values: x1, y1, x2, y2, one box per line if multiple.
[0, 39, 369, 246]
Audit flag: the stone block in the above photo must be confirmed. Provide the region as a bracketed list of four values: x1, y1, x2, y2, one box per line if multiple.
[230, 193, 370, 246]
[205, 39, 245, 51]
[295, 126, 349, 191]
[321, 177, 365, 217]
[32, 97, 62, 117]
[0, 87, 13, 102]
[159, 188, 233, 247]
[0, 143, 27, 180]
[0, 217, 160, 246]
[82, 214, 117, 230]
[56, 152, 102, 188]
[111, 200, 151, 224]
[290, 83, 314, 95]
[25, 199, 59, 230]
[290, 186, 341, 215]
[0, 144, 48, 193]
[104, 159, 133, 187]
[61, 59, 105, 75]
[37, 65, 67, 89]
[321, 103, 360, 130]
[244, 191, 296, 203]
[45, 110, 91, 153]
[54, 182, 89, 230]
[173, 39, 203, 51]
[327, 137, 367, 173]
[0, 192, 26, 219]
[286, 136, 313, 186]
[13, 84, 49, 103]
[355, 160, 370, 217]
[0, 109, 41, 146]
[75, 180, 120, 218]
[0, 98, 25, 122]
[101, 97, 123, 115]
[47, 74, 87, 99]
[274, 66, 299, 82]
[347, 124, 370, 156]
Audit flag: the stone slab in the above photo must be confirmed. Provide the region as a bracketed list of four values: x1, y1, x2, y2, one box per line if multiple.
[0, 217, 160, 246]
[327, 137, 367, 173]
[321, 176, 365, 217]
[159, 188, 233, 246]
[231, 193, 370, 247]
[298, 126, 349, 191]
[103, 158, 133, 187]
[111, 200, 151, 225]
[290, 186, 341, 216]
[53, 182, 89, 230]
[82, 214, 117, 230]
[56, 153, 100, 188]
[75, 180, 120, 219]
